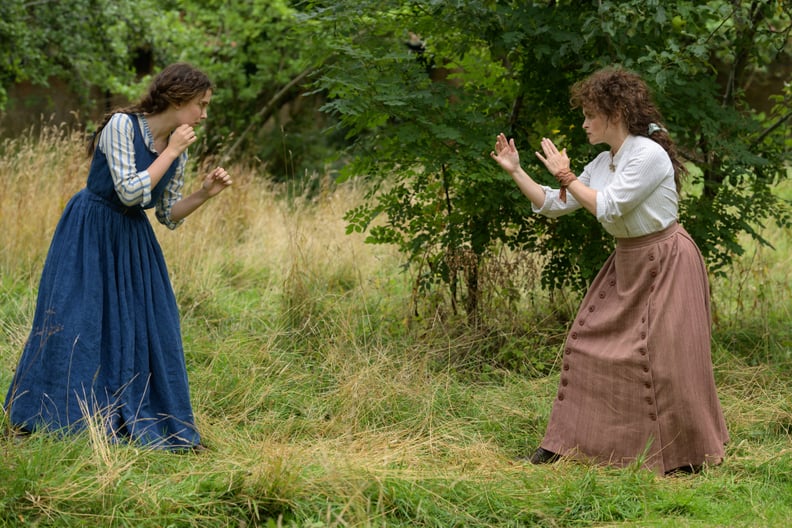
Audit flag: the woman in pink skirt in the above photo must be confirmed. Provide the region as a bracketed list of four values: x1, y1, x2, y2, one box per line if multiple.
[491, 67, 728, 475]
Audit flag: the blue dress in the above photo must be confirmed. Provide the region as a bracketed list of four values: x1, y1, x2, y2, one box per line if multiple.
[5, 115, 200, 449]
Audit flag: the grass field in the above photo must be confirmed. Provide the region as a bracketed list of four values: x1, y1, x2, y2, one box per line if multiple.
[1, 125, 790, 527]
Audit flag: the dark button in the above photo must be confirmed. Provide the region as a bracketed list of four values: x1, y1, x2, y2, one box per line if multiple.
[578, 320, 585, 326]
[640, 348, 647, 356]
[640, 332, 646, 339]
[643, 365, 650, 372]
[644, 382, 651, 389]
[650, 270, 657, 278]
[599, 291, 606, 299]
[641, 316, 646, 323]
[588, 305, 595, 312]
[561, 378, 568, 386]
[571, 332, 578, 340]
[649, 413, 657, 421]
[563, 363, 570, 371]
[645, 397, 653, 405]
[565, 347, 571, 355]
[558, 393, 565, 401]
[649, 255, 655, 261]
[609, 279, 616, 286]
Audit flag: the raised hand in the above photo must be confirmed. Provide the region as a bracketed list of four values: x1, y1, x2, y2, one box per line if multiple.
[535, 138, 575, 203]
[490, 133, 521, 174]
[534, 137, 570, 177]
[201, 167, 233, 197]
[168, 124, 198, 155]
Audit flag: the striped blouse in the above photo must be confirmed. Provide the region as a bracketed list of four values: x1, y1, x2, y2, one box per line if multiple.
[98, 113, 187, 230]
[533, 135, 678, 238]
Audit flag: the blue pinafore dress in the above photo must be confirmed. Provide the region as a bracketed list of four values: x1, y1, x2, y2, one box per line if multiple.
[5, 114, 200, 449]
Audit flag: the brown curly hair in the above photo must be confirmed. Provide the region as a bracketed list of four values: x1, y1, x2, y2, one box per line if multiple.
[88, 63, 213, 156]
[570, 67, 686, 192]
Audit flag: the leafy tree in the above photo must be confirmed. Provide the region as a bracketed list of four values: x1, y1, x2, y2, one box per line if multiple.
[0, 0, 181, 112]
[171, 0, 324, 176]
[1, 0, 328, 177]
[306, 0, 791, 323]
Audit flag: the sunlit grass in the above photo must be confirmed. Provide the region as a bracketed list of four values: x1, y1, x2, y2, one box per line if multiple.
[1, 126, 791, 526]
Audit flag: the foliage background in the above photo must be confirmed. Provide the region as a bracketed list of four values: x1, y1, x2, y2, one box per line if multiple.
[309, 0, 791, 318]
[2, 1, 790, 317]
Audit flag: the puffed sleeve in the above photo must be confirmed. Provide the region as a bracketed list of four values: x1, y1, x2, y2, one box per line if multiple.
[154, 153, 188, 230]
[98, 113, 153, 207]
[531, 165, 594, 218]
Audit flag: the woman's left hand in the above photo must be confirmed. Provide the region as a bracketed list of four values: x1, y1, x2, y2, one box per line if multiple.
[201, 167, 233, 197]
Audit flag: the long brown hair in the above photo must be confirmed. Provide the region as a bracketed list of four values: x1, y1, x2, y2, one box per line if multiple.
[87, 62, 212, 156]
[570, 67, 687, 192]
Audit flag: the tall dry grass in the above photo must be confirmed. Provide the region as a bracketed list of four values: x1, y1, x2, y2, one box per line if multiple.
[0, 124, 87, 278]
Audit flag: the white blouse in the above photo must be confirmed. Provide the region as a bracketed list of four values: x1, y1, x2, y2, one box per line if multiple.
[533, 135, 678, 238]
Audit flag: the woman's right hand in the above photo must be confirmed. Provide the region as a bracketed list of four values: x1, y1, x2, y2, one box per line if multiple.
[168, 124, 198, 155]
[490, 133, 521, 174]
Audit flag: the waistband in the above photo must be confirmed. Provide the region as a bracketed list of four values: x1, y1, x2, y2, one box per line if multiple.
[615, 221, 680, 249]
[83, 189, 144, 217]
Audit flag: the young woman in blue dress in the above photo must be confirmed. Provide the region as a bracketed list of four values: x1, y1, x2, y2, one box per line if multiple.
[5, 62, 232, 450]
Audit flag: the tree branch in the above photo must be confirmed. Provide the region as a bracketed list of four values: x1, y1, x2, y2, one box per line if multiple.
[751, 110, 792, 148]
[219, 67, 315, 163]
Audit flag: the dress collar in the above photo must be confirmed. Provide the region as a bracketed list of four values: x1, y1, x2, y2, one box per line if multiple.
[611, 134, 635, 169]
[136, 114, 158, 153]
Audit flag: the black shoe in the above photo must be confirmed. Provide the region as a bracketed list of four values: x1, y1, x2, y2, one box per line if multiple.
[172, 443, 208, 455]
[4, 427, 31, 443]
[665, 464, 702, 476]
[530, 447, 561, 464]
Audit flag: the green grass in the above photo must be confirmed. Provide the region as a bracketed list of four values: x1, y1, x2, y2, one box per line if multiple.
[1, 129, 791, 526]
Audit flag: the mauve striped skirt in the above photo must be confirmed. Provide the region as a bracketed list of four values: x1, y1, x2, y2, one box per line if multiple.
[540, 222, 729, 474]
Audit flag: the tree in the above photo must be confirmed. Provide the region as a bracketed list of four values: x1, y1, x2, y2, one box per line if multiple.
[171, 0, 324, 176]
[0, 0, 181, 113]
[0, 0, 328, 178]
[306, 0, 791, 323]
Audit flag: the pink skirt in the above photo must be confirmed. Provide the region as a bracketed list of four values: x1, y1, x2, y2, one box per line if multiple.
[540, 222, 729, 474]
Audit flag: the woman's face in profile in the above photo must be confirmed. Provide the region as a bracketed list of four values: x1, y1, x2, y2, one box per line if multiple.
[175, 89, 212, 128]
